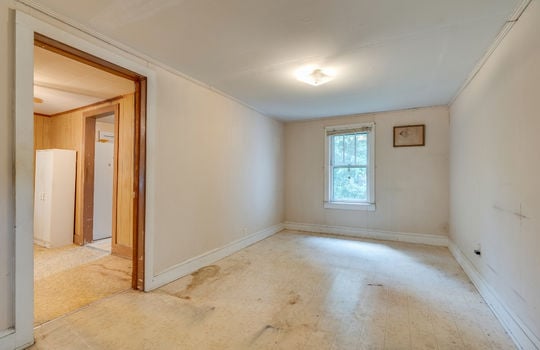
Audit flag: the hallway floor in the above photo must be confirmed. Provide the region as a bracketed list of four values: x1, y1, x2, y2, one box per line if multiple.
[34, 241, 131, 326]
[30, 231, 514, 349]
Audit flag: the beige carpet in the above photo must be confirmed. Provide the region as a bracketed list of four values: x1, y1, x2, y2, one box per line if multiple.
[34, 244, 109, 280]
[34, 252, 131, 326]
[30, 231, 515, 349]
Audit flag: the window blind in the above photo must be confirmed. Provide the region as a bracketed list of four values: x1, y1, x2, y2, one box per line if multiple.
[326, 126, 372, 136]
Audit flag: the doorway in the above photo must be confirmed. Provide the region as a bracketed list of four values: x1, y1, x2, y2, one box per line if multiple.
[82, 104, 133, 257]
[32, 34, 147, 325]
[12, 12, 154, 346]
[87, 109, 116, 252]
[34, 33, 147, 289]
[92, 112, 115, 243]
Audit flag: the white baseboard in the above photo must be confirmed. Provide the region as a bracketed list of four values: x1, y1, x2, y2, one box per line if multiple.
[284, 221, 449, 247]
[145, 220, 539, 350]
[448, 242, 540, 350]
[148, 223, 284, 290]
[0, 330, 30, 350]
[0, 330, 14, 350]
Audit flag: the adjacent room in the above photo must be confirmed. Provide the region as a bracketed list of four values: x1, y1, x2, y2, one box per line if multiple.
[32, 43, 138, 325]
[0, 0, 539, 349]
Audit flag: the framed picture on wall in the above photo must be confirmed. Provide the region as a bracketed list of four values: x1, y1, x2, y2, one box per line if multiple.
[393, 124, 425, 147]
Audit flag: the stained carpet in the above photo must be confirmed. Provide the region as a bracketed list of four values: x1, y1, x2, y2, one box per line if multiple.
[34, 247, 131, 326]
[31, 231, 515, 349]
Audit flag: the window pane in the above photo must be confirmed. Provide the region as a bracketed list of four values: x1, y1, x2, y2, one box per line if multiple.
[333, 135, 344, 165]
[332, 167, 367, 201]
[343, 134, 356, 165]
[332, 134, 359, 166]
[355, 134, 367, 165]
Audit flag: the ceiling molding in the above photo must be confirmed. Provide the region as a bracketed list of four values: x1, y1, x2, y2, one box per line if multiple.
[449, 0, 533, 106]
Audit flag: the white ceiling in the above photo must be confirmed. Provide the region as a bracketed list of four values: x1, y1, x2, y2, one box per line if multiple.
[34, 46, 134, 115]
[31, 0, 525, 120]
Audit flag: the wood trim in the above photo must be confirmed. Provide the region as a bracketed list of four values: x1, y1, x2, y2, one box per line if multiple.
[112, 244, 133, 260]
[83, 104, 119, 120]
[82, 117, 96, 245]
[34, 33, 143, 81]
[49, 95, 124, 118]
[133, 78, 147, 290]
[34, 112, 51, 118]
[112, 108, 120, 259]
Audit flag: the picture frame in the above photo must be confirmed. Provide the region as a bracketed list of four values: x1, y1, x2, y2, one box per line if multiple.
[393, 124, 425, 147]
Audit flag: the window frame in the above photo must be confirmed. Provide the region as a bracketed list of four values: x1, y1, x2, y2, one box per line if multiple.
[324, 122, 376, 211]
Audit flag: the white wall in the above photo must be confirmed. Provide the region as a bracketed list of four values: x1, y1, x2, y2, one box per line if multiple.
[2, 4, 285, 345]
[151, 65, 285, 274]
[0, 0, 14, 333]
[285, 106, 449, 237]
[450, 1, 540, 347]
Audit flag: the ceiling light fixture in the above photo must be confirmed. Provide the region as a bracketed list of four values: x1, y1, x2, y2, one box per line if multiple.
[296, 66, 335, 86]
[33, 97, 44, 104]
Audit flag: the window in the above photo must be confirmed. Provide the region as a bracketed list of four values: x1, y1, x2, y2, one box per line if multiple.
[324, 123, 375, 210]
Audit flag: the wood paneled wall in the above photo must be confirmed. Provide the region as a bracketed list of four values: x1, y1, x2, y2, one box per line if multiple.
[34, 94, 135, 258]
[115, 93, 134, 253]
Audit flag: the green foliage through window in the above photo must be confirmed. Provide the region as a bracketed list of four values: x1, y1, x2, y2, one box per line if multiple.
[330, 132, 368, 201]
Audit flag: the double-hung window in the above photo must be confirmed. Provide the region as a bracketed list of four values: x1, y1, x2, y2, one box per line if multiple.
[324, 123, 375, 210]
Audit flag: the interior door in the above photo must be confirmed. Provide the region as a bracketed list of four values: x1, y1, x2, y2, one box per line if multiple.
[92, 134, 114, 240]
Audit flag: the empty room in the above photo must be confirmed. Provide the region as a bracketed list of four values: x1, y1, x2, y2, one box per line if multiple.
[0, 0, 539, 350]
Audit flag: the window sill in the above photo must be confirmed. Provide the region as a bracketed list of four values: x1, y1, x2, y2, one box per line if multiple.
[324, 202, 376, 211]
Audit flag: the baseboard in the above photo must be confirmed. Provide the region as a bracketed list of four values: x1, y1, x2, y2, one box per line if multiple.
[148, 223, 284, 290]
[0, 330, 14, 350]
[284, 222, 449, 247]
[111, 243, 132, 260]
[448, 241, 540, 350]
[0, 330, 31, 350]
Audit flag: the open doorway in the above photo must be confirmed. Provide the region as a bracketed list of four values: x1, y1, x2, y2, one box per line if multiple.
[91, 112, 115, 241]
[32, 34, 147, 326]
[88, 110, 116, 251]
[82, 104, 135, 258]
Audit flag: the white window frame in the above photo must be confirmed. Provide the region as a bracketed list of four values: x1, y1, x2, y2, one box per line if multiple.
[324, 122, 376, 211]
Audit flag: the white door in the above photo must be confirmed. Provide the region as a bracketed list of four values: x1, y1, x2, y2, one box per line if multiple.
[93, 139, 114, 240]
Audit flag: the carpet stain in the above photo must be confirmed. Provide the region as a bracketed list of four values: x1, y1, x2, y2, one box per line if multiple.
[92, 263, 132, 276]
[248, 291, 312, 346]
[190, 305, 216, 323]
[188, 265, 220, 289]
[288, 291, 301, 305]
[250, 320, 314, 345]
[367, 283, 384, 287]
[251, 323, 284, 343]
[175, 265, 221, 299]
[34, 254, 131, 326]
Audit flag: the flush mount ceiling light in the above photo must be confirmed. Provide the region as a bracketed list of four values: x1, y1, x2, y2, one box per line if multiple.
[296, 66, 336, 86]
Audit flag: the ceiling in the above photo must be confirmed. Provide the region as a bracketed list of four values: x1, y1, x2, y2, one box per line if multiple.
[30, 0, 525, 120]
[34, 46, 134, 115]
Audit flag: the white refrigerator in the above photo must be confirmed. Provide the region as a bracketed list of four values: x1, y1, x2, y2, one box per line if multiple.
[34, 149, 77, 248]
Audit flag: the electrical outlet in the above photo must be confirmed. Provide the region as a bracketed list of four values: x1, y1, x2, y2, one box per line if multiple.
[242, 227, 247, 235]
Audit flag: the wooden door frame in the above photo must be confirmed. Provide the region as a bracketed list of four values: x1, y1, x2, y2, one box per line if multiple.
[35, 33, 147, 290]
[82, 105, 119, 250]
